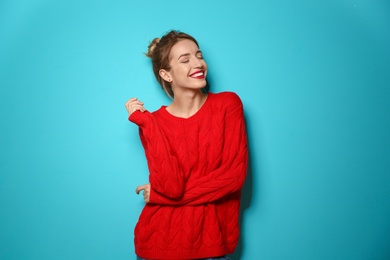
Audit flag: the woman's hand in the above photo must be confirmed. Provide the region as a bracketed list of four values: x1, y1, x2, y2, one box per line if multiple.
[124, 98, 146, 116]
[136, 184, 151, 203]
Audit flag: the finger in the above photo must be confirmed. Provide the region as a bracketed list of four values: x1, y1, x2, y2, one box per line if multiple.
[135, 184, 149, 194]
[125, 101, 144, 109]
[125, 98, 144, 107]
[130, 105, 145, 113]
[135, 186, 143, 194]
[128, 97, 138, 102]
[139, 106, 146, 113]
[125, 103, 144, 113]
[125, 98, 137, 106]
[126, 103, 145, 113]
[143, 191, 150, 202]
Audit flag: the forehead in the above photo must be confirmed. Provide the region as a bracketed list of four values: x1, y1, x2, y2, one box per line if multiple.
[169, 39, 200, 58]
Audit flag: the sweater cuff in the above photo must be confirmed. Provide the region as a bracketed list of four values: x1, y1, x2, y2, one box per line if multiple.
[148, 188, 161, 204]
[148, 188, 173, 205]
[128, 110, 149, 125]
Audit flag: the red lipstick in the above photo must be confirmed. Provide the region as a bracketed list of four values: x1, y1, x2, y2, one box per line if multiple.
[189, 70, 205, 79]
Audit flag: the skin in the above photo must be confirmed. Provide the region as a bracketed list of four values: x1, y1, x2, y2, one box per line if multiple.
[124, 39, 208, 203]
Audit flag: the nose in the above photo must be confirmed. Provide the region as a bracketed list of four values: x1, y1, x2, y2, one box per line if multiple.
[192, 56, 204, 68]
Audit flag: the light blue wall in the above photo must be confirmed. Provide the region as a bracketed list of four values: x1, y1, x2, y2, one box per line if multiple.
[1, 0, 389, 259]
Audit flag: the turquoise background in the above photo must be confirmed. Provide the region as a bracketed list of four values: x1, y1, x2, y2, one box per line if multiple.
[1, 0, 389, 259]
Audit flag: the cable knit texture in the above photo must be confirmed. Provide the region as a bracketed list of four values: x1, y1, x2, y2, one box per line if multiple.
[129, 91, 248, 259]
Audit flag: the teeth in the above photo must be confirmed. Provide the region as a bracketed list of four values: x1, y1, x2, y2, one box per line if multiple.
[191, 72, 203, 77]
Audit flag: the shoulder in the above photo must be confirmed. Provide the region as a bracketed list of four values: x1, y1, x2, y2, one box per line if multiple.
[151, 106, 165, 116]
[210, 91, 243, 109]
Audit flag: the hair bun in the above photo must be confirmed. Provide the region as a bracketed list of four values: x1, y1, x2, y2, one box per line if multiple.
[146, 37, 161, 58]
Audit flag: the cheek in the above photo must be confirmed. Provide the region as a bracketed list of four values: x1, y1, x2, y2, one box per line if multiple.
[202, 61, 208, 70]
[203, 63, 208, 76]
[171, 68, 187, 81]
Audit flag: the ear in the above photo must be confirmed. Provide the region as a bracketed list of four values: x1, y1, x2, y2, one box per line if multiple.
[159, 69, 172, 83]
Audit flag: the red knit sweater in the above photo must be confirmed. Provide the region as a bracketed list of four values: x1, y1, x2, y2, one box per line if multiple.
[129, 91, 248, 259]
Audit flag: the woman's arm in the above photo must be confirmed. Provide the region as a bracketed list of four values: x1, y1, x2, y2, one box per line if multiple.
[126, 98, 185, 200]
[149, 94, 248, 206]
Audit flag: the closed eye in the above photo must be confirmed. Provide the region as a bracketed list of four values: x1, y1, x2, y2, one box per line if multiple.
[196, 51, 204, 59]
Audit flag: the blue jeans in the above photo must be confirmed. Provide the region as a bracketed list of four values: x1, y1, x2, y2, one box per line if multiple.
[136, 256, 231, 260]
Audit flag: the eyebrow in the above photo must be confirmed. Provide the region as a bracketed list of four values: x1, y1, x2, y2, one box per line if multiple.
[178, 53, 190, 60]
[177, 50, 202, 60]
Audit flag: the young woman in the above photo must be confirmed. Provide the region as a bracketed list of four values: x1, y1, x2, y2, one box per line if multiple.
[125, 30, 248, 260]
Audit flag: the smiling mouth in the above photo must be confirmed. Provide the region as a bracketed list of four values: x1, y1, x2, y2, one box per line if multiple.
[189, 70, 205, 79]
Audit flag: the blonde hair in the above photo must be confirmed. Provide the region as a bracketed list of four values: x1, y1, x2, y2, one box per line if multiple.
[146, 30, 200, 98]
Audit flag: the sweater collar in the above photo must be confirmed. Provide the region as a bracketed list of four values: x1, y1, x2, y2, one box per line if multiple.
[157, 93, 214, 124]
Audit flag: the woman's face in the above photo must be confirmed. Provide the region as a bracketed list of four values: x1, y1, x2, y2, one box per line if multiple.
[165, 39, 208, 93]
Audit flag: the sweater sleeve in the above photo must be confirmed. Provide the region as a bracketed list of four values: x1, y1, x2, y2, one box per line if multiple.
[148, 94, 248, 206]
[129, 111, 185, 199]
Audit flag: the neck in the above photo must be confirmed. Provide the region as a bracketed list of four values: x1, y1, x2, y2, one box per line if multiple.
[167, 90, 207, 118]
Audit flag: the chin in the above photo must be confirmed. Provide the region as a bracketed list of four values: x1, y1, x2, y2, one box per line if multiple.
[198, 79, 208, 88]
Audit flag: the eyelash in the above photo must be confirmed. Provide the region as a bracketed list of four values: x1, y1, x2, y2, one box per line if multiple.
[181, 56, 204, 63]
